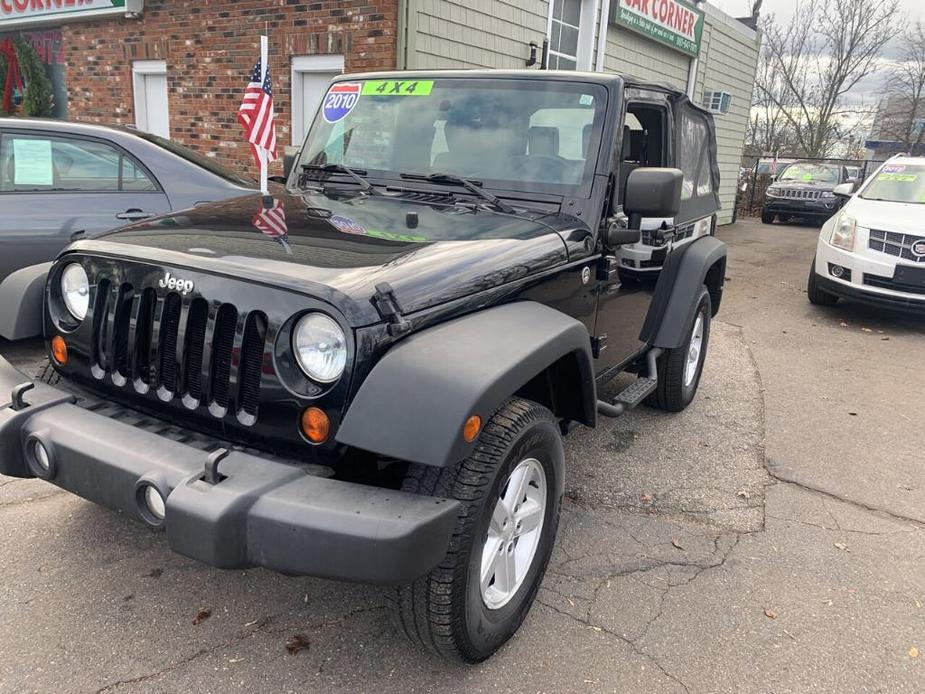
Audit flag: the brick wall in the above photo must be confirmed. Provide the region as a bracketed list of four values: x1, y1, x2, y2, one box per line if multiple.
[61, 0, 399, 174]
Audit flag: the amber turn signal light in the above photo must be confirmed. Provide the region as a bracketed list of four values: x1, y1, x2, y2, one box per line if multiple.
[301, 407, 330, 444]
[463, 415, 481, 443]
[50, 336, 68, 365]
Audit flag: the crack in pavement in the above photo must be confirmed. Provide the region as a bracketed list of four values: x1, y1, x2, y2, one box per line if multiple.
[93, 614, 283, 693]
[92, 606, 385, 693]
[540, 532, 744, 693]
[537, 595, 692, 694]
[0, 488, 65, 509]
[0, 477, 27, 488]
[765, 513, 919, 536]
[765, 463, 925, 528]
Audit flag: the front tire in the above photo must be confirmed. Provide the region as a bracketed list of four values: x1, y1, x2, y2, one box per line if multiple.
[807, 261, 839, 306]
[36, 358, 60, 385]
[646, 285, 711, 412]
[761, 211, 775, 224]
[389, 398, 564, 663]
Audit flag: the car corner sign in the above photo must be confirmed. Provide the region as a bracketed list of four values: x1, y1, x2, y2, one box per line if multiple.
[610, 0, 704, 58]
[0, 0, 143, 28]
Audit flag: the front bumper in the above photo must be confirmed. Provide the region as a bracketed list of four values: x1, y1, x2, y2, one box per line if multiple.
[0, 357, 459, 584]
[813, 243, 925, 314]
[764, 197, 839, 217]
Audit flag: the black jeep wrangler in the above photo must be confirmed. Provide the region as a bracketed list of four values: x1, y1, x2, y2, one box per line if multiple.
[0, 71, 725, 662]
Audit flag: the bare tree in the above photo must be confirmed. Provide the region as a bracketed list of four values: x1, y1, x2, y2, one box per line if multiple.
[757, 0, 898, 158]
[749, 30, 799, 156]
[878, 21, 925, 153]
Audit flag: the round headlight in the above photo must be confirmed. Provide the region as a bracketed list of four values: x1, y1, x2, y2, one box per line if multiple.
[60, 263, 89, 321]
[293, 313, 347, 383]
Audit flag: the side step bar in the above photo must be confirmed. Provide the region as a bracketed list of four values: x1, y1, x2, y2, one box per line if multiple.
[597, 348, 663, 418]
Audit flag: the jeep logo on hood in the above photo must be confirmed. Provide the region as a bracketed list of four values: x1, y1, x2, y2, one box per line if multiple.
[158, 271, 194, 295]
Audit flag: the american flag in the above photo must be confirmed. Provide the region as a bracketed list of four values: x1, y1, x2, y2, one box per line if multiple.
[252, 198, 291, 254]
[237, 57, 278, 170]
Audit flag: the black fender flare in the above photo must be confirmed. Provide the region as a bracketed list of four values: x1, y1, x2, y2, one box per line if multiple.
[0, 262, 51, 341]
[336, 301, 596, 468]
[641, 235, 727, 349]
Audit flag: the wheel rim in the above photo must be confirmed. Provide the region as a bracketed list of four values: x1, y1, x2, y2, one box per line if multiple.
[480, 458, 547, 610]
[684, 311, 705, 388]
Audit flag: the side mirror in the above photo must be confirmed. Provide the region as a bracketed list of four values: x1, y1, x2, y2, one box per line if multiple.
[832, 182, 854, 199]
[624, 168, 683, 229]
[283, 153, 296, 180]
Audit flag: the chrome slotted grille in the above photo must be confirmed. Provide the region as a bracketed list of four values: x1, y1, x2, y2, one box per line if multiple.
[88, 275, 269, 423]
[775, 189, 823, 200]
[868, 229, 925, 264]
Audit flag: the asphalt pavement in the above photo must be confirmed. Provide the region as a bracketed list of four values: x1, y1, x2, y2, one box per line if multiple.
[1, 217, 923, 693]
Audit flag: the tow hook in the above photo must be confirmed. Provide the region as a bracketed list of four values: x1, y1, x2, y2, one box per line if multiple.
[10, 382, 35, 411]
[203, 448, 230, 485]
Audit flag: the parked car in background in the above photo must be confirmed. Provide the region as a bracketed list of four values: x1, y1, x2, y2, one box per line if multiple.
[808, 155, 925, 313]
[755, 157, 796, 177]
[761, 161, 851, 226]
[0, 119, 256, 339]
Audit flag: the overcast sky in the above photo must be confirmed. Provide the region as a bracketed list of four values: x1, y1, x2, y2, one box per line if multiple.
[707, 0, 925, 23]
[706, 0, 925, 112]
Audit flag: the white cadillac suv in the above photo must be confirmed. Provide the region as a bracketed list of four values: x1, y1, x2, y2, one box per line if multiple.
[808, 155, 925, 314]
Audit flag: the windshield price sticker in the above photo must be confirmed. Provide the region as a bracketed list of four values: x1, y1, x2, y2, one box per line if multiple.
[877, 173, 917, 182]
[361, 80, 434, 96]
[323, 83, 361, 123]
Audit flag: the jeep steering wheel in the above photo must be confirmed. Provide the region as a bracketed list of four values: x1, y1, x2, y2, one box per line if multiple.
[507, 154, 569, 182]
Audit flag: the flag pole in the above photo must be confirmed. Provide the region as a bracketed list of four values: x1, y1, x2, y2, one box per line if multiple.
[259, 34, 269, 197]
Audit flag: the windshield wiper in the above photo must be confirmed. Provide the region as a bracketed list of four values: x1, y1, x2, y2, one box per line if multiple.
[301, 163, 380, 195]
[400, 172, 515, 214]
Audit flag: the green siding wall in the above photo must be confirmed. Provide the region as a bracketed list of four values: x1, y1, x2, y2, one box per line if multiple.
[693, 6, 760, 224]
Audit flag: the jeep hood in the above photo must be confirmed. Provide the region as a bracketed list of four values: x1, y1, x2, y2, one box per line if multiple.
[67, 189, 574, 326]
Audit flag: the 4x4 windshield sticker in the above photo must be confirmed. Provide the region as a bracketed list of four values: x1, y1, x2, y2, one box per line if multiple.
[361, 80, 434, 96]
[877, 173, 918, 182]
[322, 83, 361, 123]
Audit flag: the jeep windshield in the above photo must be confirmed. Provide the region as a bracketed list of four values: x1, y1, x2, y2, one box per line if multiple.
[778, 163, 841, 184]
[860, 164, 925, 204]
[296, 77, 607, 199]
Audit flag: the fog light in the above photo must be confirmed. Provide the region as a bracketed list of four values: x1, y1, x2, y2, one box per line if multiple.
[142, 484, 166, 520]
[32, 440, 50, 471]
[25, 435, 56, 479]
[828, 263, 851, 281]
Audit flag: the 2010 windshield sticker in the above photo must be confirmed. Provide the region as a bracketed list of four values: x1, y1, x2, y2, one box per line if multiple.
[322, 83, 361, 123]
[361, 80, 434, 96]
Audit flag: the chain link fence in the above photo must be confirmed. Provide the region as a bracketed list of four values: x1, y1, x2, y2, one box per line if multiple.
[734, 156, 887, 221]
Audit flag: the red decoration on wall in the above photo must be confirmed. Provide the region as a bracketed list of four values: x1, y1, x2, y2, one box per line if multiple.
[1, 38, 24, 113]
